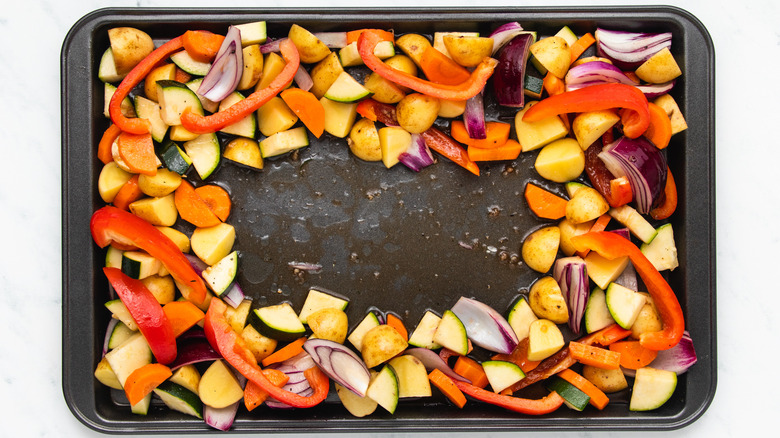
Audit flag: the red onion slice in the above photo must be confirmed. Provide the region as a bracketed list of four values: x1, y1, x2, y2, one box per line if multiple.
[198, 26, 243, 102]
[260, 38, 283, 54]
[294, 65, 314, 92]
[565, 61, 676, 98]
[405, 347, 470, 383]
[463, 91, 486, 139]
[102, 318, 120, 356]
[313, 32, 348, 49]
[492, 33, 533, 108]
[220, 282, 245, 309]
[169, 339, 222, 370]
[649, 331, 697, 374]
[553, 256, 589, 335]
[399, 133, 435, 172]
[489, 22, 525, 55]
[595, 28, 672, 69]
[204, 372, 245, 431]
[303, 338, 370, 397]
[450, 297, 519, 354]
[599, 136, 667, 214]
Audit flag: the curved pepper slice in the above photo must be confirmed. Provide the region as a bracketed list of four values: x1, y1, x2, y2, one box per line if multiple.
[104, 267, 177, 364]
[571, 231, 684, 350]
[454, 380, 564, 415]
[421, 127, 480, 176]
[90, 206, 207, 305]
[204, 298, 329, 408]
[109, 36, 185, 135]
[179, 38, 300, 134]
[523, 83, 650, 139]
[357, 30, 498, 101]
[650, 166, 677, 220]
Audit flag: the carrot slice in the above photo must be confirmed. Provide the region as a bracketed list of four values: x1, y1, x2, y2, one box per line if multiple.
[385, 313, 408, 341]
[244, 368, 290, 411]
[543, 71, 566, 97]
[193, 184, 232, 222]
[644, 102, 673, 149]
[124, 363, 172, 406]
[557, 368, 609, 410]
[98, 124, 122, 164]
[569, 33, 596, 64]
[174, 67, 192, 84]
[575, 214, 611, 259]
[491, 338, 540, 373]
[112, 175, 144, 211]
[428, 368, 467, 408]
[451, 121, 511, 149]
[116, 131, 158, 176]
[468, 139, 522, 162]
[650, 166, 677, 220]
[453, 356, 489, 389]
[419, 46, 471, 85]
[568, 341, 622, 370]
[609, 340, 658, 370]
[587, 323, 633, 347]
[174, 180, 221, 228]
[280, 88, 325, 138]
[261, 337, 307, 367]
[182, 30, 225, 63]
[524, 182, 568, 220]
[162, 300, 206, 337]
[346, 29, 394, 45]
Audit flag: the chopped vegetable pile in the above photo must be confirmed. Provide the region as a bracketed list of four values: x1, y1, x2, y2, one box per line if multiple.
[93, 20, 696, 430]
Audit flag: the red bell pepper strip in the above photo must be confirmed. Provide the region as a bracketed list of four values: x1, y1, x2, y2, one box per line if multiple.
[179, 38, 300, 134]
[109, 36, 185, 135]
[357, 30, 498, 101]
[571, 232, 685, 350]
[204, 298, 329, 408]
[90, 206, 207, 305]
[523, 83, 650, 139]
[103, 267, 177, 364]
[421, 127, 480, 176]
[454, 380, 564, 415]
[356, 99, 399, 126]
[650, 166, 677, 220]
[584, 140, 632, 208]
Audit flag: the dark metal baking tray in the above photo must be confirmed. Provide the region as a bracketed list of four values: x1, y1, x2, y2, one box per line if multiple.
[62, 6, 716, 433]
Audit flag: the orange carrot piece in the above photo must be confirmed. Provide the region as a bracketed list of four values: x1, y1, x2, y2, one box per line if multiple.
[491, 338, 540, 373]
[543, 71, 566, 96]
[174, 67, 192, 84]
[609, 340, 659, 370]
[569, 33, 596, 64]
[524, 182, 568, 220]
[116, 131, 158, 176]
[609, 176, 633, 208]
[124, 363, 172, 406]
[244, 368, 290, 411]
[174, 180, 222, 228]
[451, 121, 511, 149]
[587, 323, 633, 347]
[644, 102, 673, 149]
[650, 166, 677, 220]
[419, 46, 471, 85]
[568, 341, 622, 370]
[162, 300, 206, 337]
[98, 124, 122, 164]
[468, 139, 523, 162]
[280, 88, 326, 138]
[112, 175, 144, 211]
[182, 30, 226, 63]
[575, 214, 611, 258]
[346, 29, 394, 44]
[193, 184, 232, 222]
[385, 313, 408, 341]
[261, 337, 307, 367]
[428, 368, 467, 408]
[453, 356, 489, 389]
[557, 368, 610, 410]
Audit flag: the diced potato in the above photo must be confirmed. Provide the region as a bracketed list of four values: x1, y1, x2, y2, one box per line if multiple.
[223, 137, 264, 170]
[320, 97, 358, 138]
[94, 357, 123, 390]
[361, 324, 408, 368]
[307, 308, 349, 344]
[396, 93, 440, 134]
[241, 324, 278, 362]
[138, 168, 182, 198]
[348, 118, 383, 162]
[378, 126, 412, 169]
[98, 161, 133, 203]
[256, 97, 298, 137]
[128, 194, 178, 227]
[534, 138, 585, 183]
[653, 94, 687, 135]
[515, 102, 569, 152]
[630, 293, 663, 339]
[582, 365, 628, 393]
[309, 52, 344, 99]
[572, 110, 620, 150]
[364, 72, 405, 104]
[169, 364, 201, 395]
[237, 44, 264, 90]
[144, 64, 177, 102]
[288, 24, 331, 64]
[558, 217, 595, 256]
[438, 99, 467, 118]
[565, 186, 610, 224]
[585, 251, 630, 290]
[108, 27, 154, 75]
[521, 226, 560, 273]
[387, 355, 431, 398]
[190, 222, 236, 266]
[635, 47, 682, 84]
[255, 52, 288, 92]
[529, 36, 571, 79]
[529, 276, 569, 323]
[443, 35, 494, 67]
[199, 360, 244, 408]
[527, 319, 565, 361]
[395, 34, 432, 68]
[154, 226, 190, 253]
[141, 275, 176, 305]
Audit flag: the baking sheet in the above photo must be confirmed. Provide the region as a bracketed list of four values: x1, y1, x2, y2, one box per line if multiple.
[62, 6, 716, 433]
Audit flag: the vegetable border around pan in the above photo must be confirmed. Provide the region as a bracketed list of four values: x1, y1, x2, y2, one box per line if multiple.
[61, 6, 716, 433]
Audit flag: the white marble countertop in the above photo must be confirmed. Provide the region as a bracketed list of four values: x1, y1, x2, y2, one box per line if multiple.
[2, 0, 777, 436]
